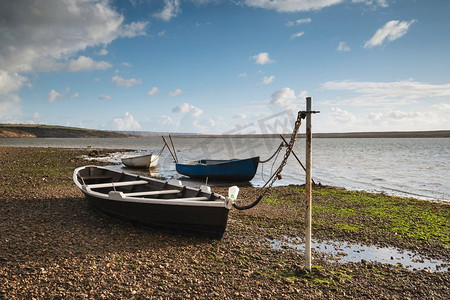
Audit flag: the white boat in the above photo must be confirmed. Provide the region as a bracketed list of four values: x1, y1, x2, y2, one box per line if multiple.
[121, 153, 159, 168]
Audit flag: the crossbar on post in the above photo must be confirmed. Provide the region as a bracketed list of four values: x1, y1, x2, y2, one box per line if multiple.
[305, 97, 313, 272]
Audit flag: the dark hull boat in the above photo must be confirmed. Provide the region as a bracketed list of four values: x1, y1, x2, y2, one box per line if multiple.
[73, 166, 232, 238]
[176, 156, 260, 182]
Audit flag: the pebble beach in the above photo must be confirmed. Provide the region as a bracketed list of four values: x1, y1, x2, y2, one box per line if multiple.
[0, 147, 449, 299]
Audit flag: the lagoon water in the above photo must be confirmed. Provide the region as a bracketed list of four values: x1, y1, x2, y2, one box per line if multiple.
[1, 137, 448, 203]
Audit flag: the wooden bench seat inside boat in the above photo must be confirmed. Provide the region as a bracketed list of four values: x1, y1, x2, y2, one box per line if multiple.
[86, 180, 148, 189]
[124, 190, 180, 197]
[162, 197, 209, 201]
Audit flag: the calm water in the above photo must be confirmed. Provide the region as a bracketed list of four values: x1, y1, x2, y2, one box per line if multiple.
[1, 137, 449, 203]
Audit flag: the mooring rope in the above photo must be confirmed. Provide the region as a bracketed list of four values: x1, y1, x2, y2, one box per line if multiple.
[260, 142, 284, 182]
[232, 111, 307, 210]
[150, 143, 166, 164]
[259, 142, 284, 164]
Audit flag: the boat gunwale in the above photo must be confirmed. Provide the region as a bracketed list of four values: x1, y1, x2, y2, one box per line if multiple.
[74, 165, 230, 208]
[177, 156, 260, 167]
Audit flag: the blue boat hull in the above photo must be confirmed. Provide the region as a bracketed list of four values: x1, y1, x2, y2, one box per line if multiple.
[176, 157, 260, 182]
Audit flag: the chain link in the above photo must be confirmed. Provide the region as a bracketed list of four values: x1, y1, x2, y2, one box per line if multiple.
[233, 111, 306, 210]
[263, 111, 306, 189]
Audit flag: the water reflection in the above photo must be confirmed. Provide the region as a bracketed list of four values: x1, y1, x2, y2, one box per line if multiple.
[267, 237, 448, 272]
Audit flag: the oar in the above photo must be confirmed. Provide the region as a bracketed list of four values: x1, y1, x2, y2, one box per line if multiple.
[168, 134, 178, 163]
[162, 136, 178, 163]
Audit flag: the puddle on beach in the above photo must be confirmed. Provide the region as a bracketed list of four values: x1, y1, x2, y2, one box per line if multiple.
[267, 237, 449, 272]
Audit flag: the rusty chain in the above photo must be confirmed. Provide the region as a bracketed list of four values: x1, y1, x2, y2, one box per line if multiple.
[232, 111, 307, 210]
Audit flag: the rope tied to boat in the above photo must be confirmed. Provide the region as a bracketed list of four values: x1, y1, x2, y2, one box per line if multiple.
[259, 142, 285, 164]
[152, 143, 167, 163]
[232, 111, 307, 210]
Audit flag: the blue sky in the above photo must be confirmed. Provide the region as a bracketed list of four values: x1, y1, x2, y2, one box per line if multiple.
[1, 0, 449, 133]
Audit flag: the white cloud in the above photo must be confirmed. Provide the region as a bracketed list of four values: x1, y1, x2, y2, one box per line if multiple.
[364, 20, 416, 49]
[238, 73, 248, 78]
[233, 113, 247, 119]
[322, 79, 450, 106]
[0, 0, 147, 99]
[0, 94, 21, 121]
[148, 87, 159, 96]
[271, 88, 296, 106]
[172, 102, 203, 117]
[317, 80, 450, 132]
[66, 56, 112, 72]
[361, 109, 443, 131]
[432, 103, 450, 111]
[119, 21, 148, 38]
[70, 92, 80, 99]
[244, 0, 343, 12]
[112, 75, 142, 88]
[112, 112, 141, 130]
[98, 48, 109, 56]
[0, 70, 27, 95]
[330, 107, 356, 123]
[270, 87, 308, 108]
[159, 115, 175, 125]
[252, 52, 274, 65]
[352, 0, 388, 8]
[286, 18, 311, 27]
[337, 42, 350, 52]
[99, 94, 112, 100]
[46, 90, 64, 103]
[262, 75, 275, 85]
[168, 88, 183, 97]
[387, 110, 423, 120]
[290, 31, 305, 40]
[154, 0, 180, 21]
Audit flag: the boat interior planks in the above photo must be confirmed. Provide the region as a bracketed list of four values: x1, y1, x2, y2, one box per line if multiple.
[74, 165, 232, 238]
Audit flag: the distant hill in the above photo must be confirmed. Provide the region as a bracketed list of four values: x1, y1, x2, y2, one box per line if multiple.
[0, 124, 135, 138]
[129, 130, 450, 138]
[1, 124, 449, 139]
[122, 131, 199, 137]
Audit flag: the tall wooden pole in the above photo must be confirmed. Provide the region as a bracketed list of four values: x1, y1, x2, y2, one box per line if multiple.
[305, 97, 313, 272]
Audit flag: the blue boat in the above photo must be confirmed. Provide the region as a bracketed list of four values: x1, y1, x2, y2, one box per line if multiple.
[176, 157, 260, 182]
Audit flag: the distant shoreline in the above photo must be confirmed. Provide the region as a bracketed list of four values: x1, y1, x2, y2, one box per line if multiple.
[1, 124, 449, 139]
[156, 130, 450, 139]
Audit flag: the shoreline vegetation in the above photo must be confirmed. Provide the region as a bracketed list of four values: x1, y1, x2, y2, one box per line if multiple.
[0, 147, 448, 298]
[1, 124, 449, 138]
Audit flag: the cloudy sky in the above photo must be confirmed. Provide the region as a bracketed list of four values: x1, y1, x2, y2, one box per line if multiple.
[1, 0, 449, 133]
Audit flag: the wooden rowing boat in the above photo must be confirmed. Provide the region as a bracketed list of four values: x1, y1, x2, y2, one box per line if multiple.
[73, 165, 232, 238]
[176, 156, 260, 182]
[121, 153, 159, 168]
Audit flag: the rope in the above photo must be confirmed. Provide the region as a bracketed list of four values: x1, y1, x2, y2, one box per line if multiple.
[259, 142, 284, 164]
[261, 143, 283, 182]
[233, 111, 307, 210]
[150, 144, 166, 164]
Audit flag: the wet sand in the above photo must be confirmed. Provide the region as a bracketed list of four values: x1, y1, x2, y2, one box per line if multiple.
[0, 147, 448, 299]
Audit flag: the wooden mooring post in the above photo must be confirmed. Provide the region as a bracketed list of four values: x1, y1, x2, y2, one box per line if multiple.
[305, 97, 313, 272]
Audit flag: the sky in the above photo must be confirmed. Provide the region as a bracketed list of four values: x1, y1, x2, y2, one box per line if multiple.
[1, 0, 449, 134]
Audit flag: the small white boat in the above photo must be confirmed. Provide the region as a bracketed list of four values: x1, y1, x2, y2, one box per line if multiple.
[121, 153, 159, 169]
